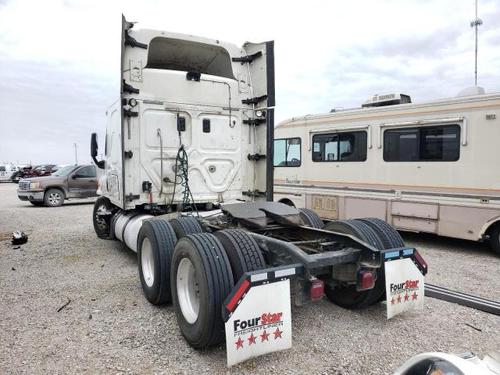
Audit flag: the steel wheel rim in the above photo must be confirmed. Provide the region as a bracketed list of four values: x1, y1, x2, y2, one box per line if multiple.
[141, 238, 155, 288]
[95, 205, 108, 230]
[49, 192, 61, 205]
[177, 258, 200, 324]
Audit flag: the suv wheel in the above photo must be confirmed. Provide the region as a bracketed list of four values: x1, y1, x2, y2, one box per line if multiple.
[44, 188, 64, 207]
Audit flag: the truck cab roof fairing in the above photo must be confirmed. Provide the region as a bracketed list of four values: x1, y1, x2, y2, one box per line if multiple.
[145, 37, 236, 80]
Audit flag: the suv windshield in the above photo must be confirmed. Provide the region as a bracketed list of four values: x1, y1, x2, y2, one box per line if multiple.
[52, 165, 77, 177]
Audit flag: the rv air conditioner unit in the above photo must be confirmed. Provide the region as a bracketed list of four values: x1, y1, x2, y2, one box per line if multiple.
[362, 93, 412, 108]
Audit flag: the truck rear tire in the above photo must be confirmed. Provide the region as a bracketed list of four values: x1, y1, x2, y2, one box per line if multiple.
[214, 229, 266, 281]
[357, 218, 405, 248]
[171, 233, 233, 348]
[323, 219, 386, 309]
[44, 188, 64, 207]
[324, 220, 385, 250]
[170, 216, 204, 238]
[299, 208, 324, 229]
[137, 219, 177, 305]
[92, 197, 115, 239]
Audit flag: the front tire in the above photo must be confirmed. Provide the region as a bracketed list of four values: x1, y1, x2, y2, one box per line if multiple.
[137, 219, 177, 305]
[171, 233, 233, 348]
[44, 188, 64, 207]
[92, 197, 115, 239]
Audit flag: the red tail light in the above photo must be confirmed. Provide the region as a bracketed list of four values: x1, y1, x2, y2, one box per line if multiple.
[357, 270, 376, 291]
[310, 279, 324, 301]
[413, 250, 428, 275]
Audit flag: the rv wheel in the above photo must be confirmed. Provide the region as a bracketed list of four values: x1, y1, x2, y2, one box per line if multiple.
[137, 219, 177, 305]
[171, 233, 233, 348]
[170, 216, 204, 238]
[215, 229, 266, 281]
[488, 223, 500, 255]
[299, 208, 324, 229]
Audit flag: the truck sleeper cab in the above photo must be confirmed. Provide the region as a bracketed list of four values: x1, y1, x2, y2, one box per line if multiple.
[91, 16, 427, 366]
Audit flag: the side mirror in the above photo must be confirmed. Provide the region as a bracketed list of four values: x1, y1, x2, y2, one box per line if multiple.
[90, 133, 105, 169]
[91, 133, 98, 158]
[71, 174, 77, 179]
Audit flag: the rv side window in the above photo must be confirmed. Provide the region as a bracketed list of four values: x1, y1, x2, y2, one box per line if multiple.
[383, 125, 460, 162]
[273, 138, 301, 167]
[312, 131, 367, 162]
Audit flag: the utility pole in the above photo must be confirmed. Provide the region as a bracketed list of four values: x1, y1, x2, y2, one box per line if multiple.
[74, 143, 78, 165]
[470, 0, 483, 86]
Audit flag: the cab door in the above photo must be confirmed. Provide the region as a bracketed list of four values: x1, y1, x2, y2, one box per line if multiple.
[68, 166, 97, 197]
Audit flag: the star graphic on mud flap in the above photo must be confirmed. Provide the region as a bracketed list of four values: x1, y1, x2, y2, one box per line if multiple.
[397, 294, 402, 303]
[412, 291, 418, 300]
[260, 330, 270, 342]
[404, 293, 409, 302]
[235, 337, 244, 350]
[273, 328, 283, 339]
[248, 333, 257, 345]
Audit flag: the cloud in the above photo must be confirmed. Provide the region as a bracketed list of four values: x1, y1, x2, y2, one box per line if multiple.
[0, 0, 499, 164]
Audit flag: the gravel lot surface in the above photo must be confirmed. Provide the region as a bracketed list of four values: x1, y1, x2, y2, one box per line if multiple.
[0, 182, 499, 374]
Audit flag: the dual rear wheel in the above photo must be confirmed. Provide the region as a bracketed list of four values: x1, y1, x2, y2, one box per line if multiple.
[137, 217, 265, 348]
[136, 212, 405, 348]
[323, 217, 405, 308]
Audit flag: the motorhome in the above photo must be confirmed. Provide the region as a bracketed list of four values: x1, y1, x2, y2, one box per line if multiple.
[273, 89, 500, 254]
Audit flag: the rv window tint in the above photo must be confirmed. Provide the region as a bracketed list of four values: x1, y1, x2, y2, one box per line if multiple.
[312, 131, 367, 162]
[0, 166, 5, 172]
[384, 125, 460, 162]
[273, 138, 301, 167]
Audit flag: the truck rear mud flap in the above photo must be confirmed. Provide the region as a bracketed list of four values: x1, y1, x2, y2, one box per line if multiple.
[383, 248, 427, 319]
[222, 248, 427, 367]
[223, 264, 302, 367]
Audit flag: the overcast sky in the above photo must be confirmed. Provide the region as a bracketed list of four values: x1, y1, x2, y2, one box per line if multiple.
[1, 0, 499, 165]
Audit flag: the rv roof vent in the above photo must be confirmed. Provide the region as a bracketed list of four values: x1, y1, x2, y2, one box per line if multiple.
[362, 93, 412, 108]
[456, 86, 485, 97]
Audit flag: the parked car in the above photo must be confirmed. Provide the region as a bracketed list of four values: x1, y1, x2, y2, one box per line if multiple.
[10, 165, 31, 183]
[20, 164, 59, 179]
[17, 164, 98, 207]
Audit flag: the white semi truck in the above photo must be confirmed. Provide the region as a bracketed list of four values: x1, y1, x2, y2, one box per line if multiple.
[90, 16, 428, 366]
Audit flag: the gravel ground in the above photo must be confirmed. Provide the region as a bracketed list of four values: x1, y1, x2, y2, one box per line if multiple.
[0, 182, 499, 374]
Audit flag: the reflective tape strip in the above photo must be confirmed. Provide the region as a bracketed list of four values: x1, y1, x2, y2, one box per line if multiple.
[402, 248, 414, 256]
[274, 268, 296, 278]
[250, 273, 268, 282]
[226, 279, 250, 312]
[384, 251, 400, 260]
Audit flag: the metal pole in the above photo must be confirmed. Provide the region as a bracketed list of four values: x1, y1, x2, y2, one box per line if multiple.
[470, 0, 483, 86]
[74, 143, 78, 165]
[474, 0, 478, 86]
